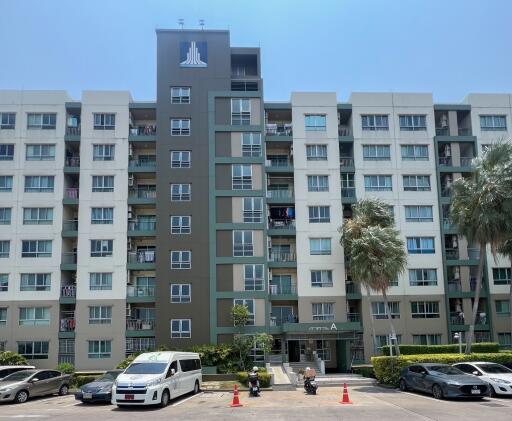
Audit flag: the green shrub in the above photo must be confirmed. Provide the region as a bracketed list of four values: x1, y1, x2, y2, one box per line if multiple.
[187, 344, 237, 367]
[236, 370, 271, 388]
[56, 362, 75, 374]
[71, 375, 97, 389]
[380, 342, 500, 356]
[116, 353, 140, 369]
[0, 351, 29, 366]
[352, 366, 375, 378]
[372, 352, 512, 386]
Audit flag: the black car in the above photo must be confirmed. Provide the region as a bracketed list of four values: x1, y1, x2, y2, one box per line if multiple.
[399, 363, 489, 399]
[75, 370, 123, 403]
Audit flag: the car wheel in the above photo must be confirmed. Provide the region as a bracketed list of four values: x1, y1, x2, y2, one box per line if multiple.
[160, 389, 170, 408]
[432, 384, 444, 400]
[194, 380, 200, 394]
[59, 385, 69, 396]
[489, 385, 497, 398]
[15, 390, 29, 404]
[399, 379, 408, 392]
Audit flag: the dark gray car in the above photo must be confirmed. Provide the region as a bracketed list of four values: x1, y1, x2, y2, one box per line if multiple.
[0, 369, 71, 404]
[399, 363, 489, 399]
[75, 370, 123, 403]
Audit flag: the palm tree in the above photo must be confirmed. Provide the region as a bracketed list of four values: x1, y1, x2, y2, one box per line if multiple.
[341, 199, 406, 356]
[498, 239, 512, 346]
[450, 141, 512, 353]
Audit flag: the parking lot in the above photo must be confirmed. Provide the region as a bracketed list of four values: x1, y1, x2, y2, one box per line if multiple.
[1, 386, 512, 420]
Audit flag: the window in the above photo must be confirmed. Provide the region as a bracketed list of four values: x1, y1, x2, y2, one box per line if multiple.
[90, 240, 113, 257]
[244, 264, 264, 291]
[403, 175, 431, 191]
[91, 208, 113, 224]
[171, 319, 191, 338]
[399, 115, 426, 131]
[232, 165, 252, 190]
[233, 230, 254, 256]
[234, 299, 255, 325]
[89, 306, 112, 324]
[498, 333, 512, 348]
[24, 176, 54, 192]
[92, 175, 114, 192]
[306, 145, 328, 161]
[0, 113, 15, 129]
[93, 144, 115, 161]
[0, 241, 9, 258]
[26, 144, 55, 161]
[171, 250, 191, 269]
[231, 99, 251, 125]
[171, 216, 191, 234]
[311, 270, 333, 287]
[310, 238, 331, 255]
[0, 144, 14, 160]
[241, 133, 261, 157]
[361, 115, 388, 131]
[19, 307, 50, 325]
[0, 308, 6, 325]
[88, 340, 111, 358]
[0, 208, 11, 225]
[495, 300, 510, 316]
[480, 115, 507, 131]
[363, 145, 390, 160]
[375, 335, 402, 350]
[405, 206, 433, 222]
[401, 145, 428, 161]
[171, 87, 190, 104]
[0, 176, 13, 192]
[493, 268, 511, 285]
[0, 274, 7, 291]
[18, 341, 49, 359]
[411, 301, 440, 318]
[412, 334, 441, 345]
[312, 303, 334, 321]
[23, 208, 53, 225]
[305, 115, 326, 131]
[364, 175, 392, 191]
[180, 359, 201, 372]
[171, 119, 190, 135]
[308, 206, 330, 223]
[170, 284, 191, 303]
[93, 113, 115, 130]
[307, 175, 329, 192]
[89, 273, 112, 291]
[407, 237, 435, 254]
[371, 302, 400, 319]
[409, 269, 438, 286]
[171, 151, 191, 168]
[170, 183, 191, 201]
[243, 198, 263, 223]
[21, 240, 52, 258]
[20, 273, 51, 291]
[27, 113, 56, 129]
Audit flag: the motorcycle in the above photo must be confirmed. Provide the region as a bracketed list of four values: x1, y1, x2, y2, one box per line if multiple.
[303, 367, 318, 395]
[248, 371, 260, 397]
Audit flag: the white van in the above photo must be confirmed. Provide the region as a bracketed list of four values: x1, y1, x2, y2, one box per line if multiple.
[112, 351, 202, 407]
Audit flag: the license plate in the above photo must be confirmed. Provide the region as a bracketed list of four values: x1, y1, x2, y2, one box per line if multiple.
[471, 389, 480, 395]
[125, 394, 134, 400]
[83, 392, 92, 400]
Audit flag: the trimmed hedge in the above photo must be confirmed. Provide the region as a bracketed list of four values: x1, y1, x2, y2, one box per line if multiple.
[372, 352, 512, 387]
[236, 369, 271, 388]
[380, 342, 500, 356]
[71, 375, 97, 389]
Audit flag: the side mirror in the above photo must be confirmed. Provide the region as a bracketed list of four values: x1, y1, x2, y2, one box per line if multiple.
[171, 368, 175, 376]
[30, 378, 39, 383]
[420, 371, 427, 376]
[472, 371, 480, 376]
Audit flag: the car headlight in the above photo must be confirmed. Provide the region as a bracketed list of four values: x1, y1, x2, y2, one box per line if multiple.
[0, 387, 12, 393]
[446, 382, 459, 386]
[489, 378, 512, 384]
[145, 378, 162, 387]
[99, 385, 112, 393]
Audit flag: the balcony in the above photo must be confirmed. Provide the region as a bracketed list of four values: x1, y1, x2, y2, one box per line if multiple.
[467, 248, 480, 260]
[268, 251, 296, 268]
[126, 337, 156, 356]
[341, 187, 356, 201]
[64, 157, 80, 173]
[61, 252, 77, 270]
[266, 188, 294, 204]
[60, 285, 76, 304]
[265, 157, 293, 173]
[129, 157, 156, 172]
[62, 220, 78, 237]
[65, 126, 81, 141]
[338, 126, 352, 137]
[128, 188, 156, 205]
[60, 318, 75, 332]
[347, 313, 361, 323]
[63, 188, 79, 204]
[265, 123, 293, 137]
[126, 319, 155, 337]
[270, 315, 298, 326]
[442, 218, 455, 232]
[445, 248, 459, 260]
[447, 280, 462, 292]
[438, 157, 452, 166]
[345, 282, 362, 298]
[128, 220, 156, 236]
[340, 157, 354, 169]
[127, 250, 156, 269]
[460, 157, 473, 167]
[269, 282, 297, 298]
[129, 125, 156, 141]
[127, 286, 155, 303]
[268, 219, 296, 236]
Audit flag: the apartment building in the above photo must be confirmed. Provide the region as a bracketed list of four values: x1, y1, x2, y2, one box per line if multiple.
[0, 29, 511, 371]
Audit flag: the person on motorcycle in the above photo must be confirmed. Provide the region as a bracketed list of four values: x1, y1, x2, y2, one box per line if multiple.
[248, 366, 260, 396]
[303, 367, 318, 394]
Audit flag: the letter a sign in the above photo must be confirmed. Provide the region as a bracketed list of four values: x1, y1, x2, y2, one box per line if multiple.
[330, 322, 338, 331]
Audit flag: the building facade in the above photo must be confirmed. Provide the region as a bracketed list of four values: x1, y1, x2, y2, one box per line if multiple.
[0, 29, 511, 370]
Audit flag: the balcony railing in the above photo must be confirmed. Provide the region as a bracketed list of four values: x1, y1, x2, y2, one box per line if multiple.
[60, 318, 75, 332]
[270, 315, 298, 326]
[269, 251, 296, 262]
[65, 157, 80, 167]
[467, 248, 480, 260]
[436, 127, 449, 136]
[347, 313, 361, 322]
[458, 127, 472, 136]
[341, 187, 356, 198]
[447, 281, 461, 292]
[476, 314, 488, 325]
[269, 219, 295, 229]
[265, 123, 292, 136]
[127, 286, 155, 297]
[441, 187, 452, 197]
[450, 312, 465, 325]
[126, 319, 155, 330]
[266, 157, 293, 167]
[128, 188, 156, 199]
[128, 220, 156, 231]
[61, 285, 76, 297]
[269, 283, 297, 295]
[129, 158, 156, 168]
[445, 248, 459, 260]
[438, 157, 452, 166]
[64, 188, 79, 199]
[62, 220, 78, 231]
[345, 282, 361, 294]
[128, 250, 156, 264]
[130, 126, 156, 136]
[66, 126, 81, 136]
[338, 126, 351, 136]
[340, 157, 354, 167]
[58, 355, 75, 365]
[460, 157, 473, 167]
[442, 218, 453, 230]
[126, 338, 156, 354]
[61, 252, 77, 264]
[266, 189, 294, 200]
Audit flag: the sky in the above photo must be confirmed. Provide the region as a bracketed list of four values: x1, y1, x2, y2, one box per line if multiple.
[1, 0, 511, 102]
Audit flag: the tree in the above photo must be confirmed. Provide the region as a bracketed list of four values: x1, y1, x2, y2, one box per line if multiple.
[341, 198, 407, 356]
[450, 141, 512, 353]
[498, 239, 512, 345]
[231, 304, 250, 370]
[0, 351, 29, 366]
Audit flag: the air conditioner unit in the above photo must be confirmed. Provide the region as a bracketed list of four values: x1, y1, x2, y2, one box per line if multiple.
[128, 175, 134, 186]
[126, 304, 132, 317]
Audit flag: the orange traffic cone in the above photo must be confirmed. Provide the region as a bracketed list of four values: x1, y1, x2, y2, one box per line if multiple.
[339, 383, 353, 404]
[230, 384, 243, 407]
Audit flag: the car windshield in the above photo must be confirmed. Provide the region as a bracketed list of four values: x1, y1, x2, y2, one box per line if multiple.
[124, 363, 167, 375]
[96, 371, 122, 382]
[477, 364, 512, 374]
[429, 366, 464, 375]
[1, 370, 37, 381]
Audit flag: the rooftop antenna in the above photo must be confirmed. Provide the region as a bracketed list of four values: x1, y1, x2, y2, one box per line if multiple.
[178, 18, 184, 29]
[199, 19, 205, 30]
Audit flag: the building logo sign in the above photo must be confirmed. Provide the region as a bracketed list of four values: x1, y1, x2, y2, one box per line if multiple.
[180, 41, 207, 67]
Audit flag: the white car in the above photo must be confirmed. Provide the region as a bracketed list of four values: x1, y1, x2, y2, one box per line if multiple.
[453, 362, 512, 396]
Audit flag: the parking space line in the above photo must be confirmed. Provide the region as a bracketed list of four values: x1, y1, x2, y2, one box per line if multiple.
[171, 392, 204, 406]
